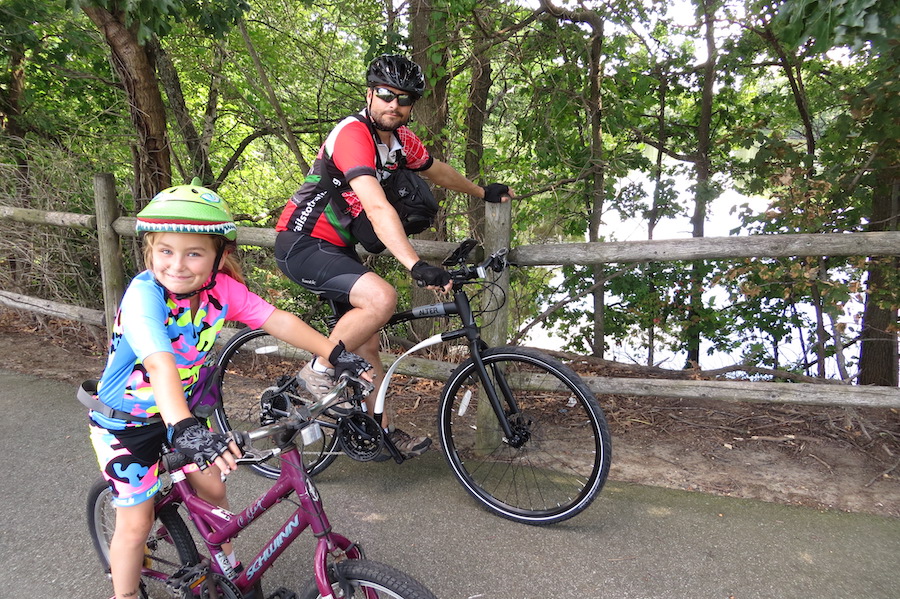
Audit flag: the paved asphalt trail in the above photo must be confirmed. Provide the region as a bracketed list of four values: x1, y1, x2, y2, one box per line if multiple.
[1, 369, 898, 599]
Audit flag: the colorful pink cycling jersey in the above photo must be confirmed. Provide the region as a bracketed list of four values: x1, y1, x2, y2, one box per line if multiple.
[275, 110, 433, 246]
[92, 270, 275, 429]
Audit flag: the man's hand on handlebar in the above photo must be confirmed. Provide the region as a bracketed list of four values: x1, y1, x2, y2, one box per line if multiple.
[410, 260, 453, 293]
[317, 343, 374, 388]
[328, 341, 373, 380]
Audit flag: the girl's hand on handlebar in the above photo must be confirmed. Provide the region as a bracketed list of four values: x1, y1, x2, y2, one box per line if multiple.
[213, 439, 242, 476]
[168, 418, 241, 475]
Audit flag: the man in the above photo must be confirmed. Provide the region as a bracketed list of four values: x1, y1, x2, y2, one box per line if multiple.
[274, 54, 512, 458]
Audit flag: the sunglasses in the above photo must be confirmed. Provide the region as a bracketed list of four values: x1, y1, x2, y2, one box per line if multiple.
[372, 87, 416, 107]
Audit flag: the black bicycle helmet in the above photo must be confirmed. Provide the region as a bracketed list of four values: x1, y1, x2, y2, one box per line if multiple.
[366, 54, 426, 99]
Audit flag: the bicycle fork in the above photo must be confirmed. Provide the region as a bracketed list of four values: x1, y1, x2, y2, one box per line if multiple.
[372, 331, 520, 447]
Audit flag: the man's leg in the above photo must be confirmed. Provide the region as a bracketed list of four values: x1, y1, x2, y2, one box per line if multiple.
[332, 272, 431, 457]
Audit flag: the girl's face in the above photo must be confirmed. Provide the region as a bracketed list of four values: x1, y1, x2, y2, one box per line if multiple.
[146, 232, 218, 296]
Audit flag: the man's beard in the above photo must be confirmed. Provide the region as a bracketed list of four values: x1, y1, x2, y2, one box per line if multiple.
[369, 108, 409, 131]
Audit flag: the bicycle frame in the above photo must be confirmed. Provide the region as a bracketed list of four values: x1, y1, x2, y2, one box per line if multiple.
[153, 417, 364, 596]
[370, 256, 521, 445]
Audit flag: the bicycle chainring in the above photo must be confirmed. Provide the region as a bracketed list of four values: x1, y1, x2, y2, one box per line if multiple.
[337, 412, 384, 461]
[199, 572, 243, 599]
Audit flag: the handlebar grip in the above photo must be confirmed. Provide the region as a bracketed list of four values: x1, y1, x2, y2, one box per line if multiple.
[228, 430, 250, 449]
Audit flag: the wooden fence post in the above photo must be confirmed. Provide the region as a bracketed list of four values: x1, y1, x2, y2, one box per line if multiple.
[474, 199, 512, 451]
[94, 173, 125, 339]
[481, 200, 512, 346]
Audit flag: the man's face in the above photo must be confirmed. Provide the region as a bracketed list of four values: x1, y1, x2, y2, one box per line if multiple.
[367, 85, 414, 131]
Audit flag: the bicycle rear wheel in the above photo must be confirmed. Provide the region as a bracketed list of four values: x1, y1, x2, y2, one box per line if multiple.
[438, 346, 611, 525]
[211, 327, 341, 478]
[86, 478, 199, 598]
[297, 559, 438, 599]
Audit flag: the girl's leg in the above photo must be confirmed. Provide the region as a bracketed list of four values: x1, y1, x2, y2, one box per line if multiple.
[110, 500, 155, 599]
[186, 466, 235, 557]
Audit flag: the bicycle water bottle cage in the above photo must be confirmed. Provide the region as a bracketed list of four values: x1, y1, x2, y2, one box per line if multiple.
[337, 412, 384, 461]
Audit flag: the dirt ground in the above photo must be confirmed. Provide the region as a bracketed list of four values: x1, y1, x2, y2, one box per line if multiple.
[4, 310, 898, 519]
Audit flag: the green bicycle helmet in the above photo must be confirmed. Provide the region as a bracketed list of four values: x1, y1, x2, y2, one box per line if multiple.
[136, 183, 237, 241]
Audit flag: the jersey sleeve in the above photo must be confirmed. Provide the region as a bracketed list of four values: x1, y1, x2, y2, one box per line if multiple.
[213, 274, 277, 329]
[119, 276, 178, 362]
[397, 127, 433, 171]
[327, 117, 379, 182]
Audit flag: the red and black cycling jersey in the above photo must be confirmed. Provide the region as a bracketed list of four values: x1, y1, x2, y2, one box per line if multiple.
[275, 110, 433, 247]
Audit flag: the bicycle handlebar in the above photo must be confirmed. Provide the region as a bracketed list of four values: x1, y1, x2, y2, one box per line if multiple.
[444, 241, 509, 287]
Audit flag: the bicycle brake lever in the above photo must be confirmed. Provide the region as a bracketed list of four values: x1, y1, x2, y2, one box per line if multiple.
[339, 372, 375, 397]
[234, 447, 277, 465]
[228, 430, 278, 464]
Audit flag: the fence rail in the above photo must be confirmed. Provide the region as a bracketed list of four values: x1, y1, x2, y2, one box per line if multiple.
[1, 173, 899, 408]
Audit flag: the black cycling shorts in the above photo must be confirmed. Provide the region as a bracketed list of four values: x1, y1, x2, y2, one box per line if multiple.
[275, 232, 370, 313]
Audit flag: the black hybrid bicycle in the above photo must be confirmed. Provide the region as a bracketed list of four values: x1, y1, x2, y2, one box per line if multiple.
[211, 240, 612, 525]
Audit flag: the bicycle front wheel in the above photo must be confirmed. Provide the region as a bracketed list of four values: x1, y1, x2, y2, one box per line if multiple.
[86, 478, 199, 599]
[297, 559, 438, 599]
[212, 328, 341, 478]
[438, 346, 611, 525]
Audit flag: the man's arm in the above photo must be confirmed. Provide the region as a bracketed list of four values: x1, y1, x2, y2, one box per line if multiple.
[420, 160, 485, 198]
[350, 174, 453, 293]
[350, 174, 421, 269]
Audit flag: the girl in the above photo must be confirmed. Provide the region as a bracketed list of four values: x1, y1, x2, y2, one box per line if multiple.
[87, 183, 370, 599]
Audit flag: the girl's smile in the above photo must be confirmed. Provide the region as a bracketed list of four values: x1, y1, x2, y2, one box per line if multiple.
[147, 232, 218, 296]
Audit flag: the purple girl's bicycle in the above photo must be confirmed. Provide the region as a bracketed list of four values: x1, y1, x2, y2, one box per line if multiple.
[87, 375, 437, 599]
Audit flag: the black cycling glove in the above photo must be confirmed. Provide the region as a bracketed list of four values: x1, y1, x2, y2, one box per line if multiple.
[328, 341, 372, 379]
[411, 260, 451, 288]
[481, 183, 510, 204]
[167, 418, 230, 470]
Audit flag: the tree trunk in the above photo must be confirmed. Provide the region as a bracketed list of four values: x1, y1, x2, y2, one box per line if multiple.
[150, 38, 213, 185]
[464, 45, 491, 237]
[588, 29, 606, 358]
[684, 0, 717, 368]
[238, 20, 309, 174]
[858, 151, 899, 386]
[409, 0, 451, 341]
[82, 5, 171, 205]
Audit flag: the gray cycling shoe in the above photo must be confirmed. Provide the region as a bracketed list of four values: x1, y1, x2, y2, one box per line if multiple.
[297, 360, 334, 401]
[374, 428, 432, 461]
[298, 359, 358, 416]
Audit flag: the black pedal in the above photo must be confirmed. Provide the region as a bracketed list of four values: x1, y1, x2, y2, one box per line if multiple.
[166, 561, 209, 593]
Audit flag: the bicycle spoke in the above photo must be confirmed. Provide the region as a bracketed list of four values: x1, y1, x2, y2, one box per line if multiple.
[439, 347, 611, 524]
[212, 329, 340, 477]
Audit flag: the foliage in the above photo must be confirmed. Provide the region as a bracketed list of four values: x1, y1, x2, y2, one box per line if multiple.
[0, 0, 895, 382]
[66, 0, 251, 43]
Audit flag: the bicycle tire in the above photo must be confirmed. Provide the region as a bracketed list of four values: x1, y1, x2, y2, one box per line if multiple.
[438, 346, 611, 525]
[86, 478, 200, 598]
[296, 559, 438, 599]
[211, 327, 341, 478]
